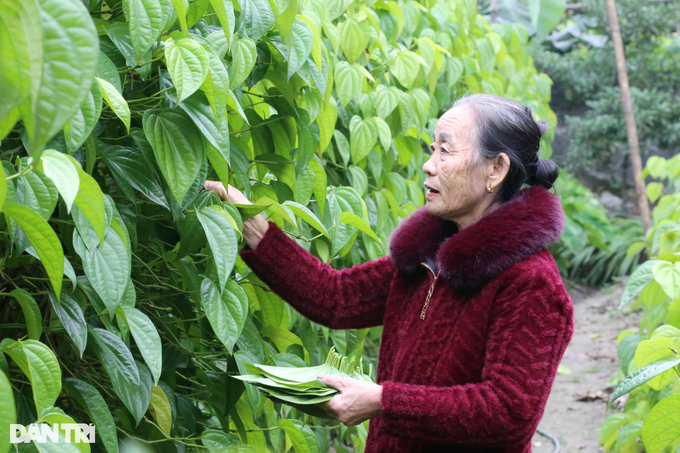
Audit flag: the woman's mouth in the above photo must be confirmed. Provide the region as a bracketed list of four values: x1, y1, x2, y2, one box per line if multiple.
[426, 188, 440, 197]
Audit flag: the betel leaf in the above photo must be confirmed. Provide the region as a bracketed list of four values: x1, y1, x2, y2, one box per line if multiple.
[64, 81, 103, 154]
[209, 0, 236, 41]
[200, 279, 248, 354]
[126, 0, 166, 60]
[279, 419, 312, 453]
[237, 0, 274, 42]
[338, 16, 369, 64]
[293, 165, 315, 206]
[11, 289, 42, 340]
[373, 117, 391, 151]
[48, 292, 87, 359]
[1, 339, 61, 414]
[179, 92, 229, 159]
[165, 37, 210, 103]
[23, 0, 98, 155]
[0, 367, 16, 453]
[634, 337, 677, 390]
[653, 261, 680, 301]
[349, 115, 377, 164]
[339, 211, 380, 242]
[89, 327, 143, 422]
[149, 384, 172, 436]
[0, 0, 43, 120]
[282, 201, 330, 238]
[229, 37, 257, 89]
[286, 19, 314, 79]
[389, 50, 421, 89]
[63, 378, 119, 453]
[334, 62, 363, 107]
[196, 205, 238, 292]
[71, 160, 107, 245]
[172, 0, 189, 33]
[609, 356, 680, 405]
[143, 109, 206, 204]
[0, 166, 6, 211]
[121, 307, 163, 384]
[375, 84, 399, 118]
[201, 49, 230, 123]
[38, 407, 90, 453]
[201, 429, 242, 451]
[96, 50, 122, 94]
[18, 171, 59, 221]
[40, 149, 80, 212]
[4, 203, 64, 299]
[97, 77, 131, 132]
[641, 394, 680, 453]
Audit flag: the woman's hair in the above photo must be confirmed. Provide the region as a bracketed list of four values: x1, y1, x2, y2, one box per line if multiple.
[452, 94, 559, 202]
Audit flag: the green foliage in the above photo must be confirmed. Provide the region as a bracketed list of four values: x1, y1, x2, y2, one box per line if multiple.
[601, 154, 680, 453]
[0, 0, 555, 450]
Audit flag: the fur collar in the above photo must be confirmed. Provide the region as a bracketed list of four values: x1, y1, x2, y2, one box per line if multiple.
[389, 186, 564, 291]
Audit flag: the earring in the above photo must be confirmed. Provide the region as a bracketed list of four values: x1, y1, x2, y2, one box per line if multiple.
[486, 185, 494, 193]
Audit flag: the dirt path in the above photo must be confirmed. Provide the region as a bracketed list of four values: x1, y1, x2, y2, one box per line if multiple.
[531, 281, 640, 453]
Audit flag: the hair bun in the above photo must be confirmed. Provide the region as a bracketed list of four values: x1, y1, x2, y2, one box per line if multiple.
[527, 157, 559, 190]
[536, 121, 549, 137]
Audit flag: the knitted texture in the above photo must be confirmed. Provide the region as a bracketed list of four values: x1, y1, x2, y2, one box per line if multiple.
[240, 186, 574, 453]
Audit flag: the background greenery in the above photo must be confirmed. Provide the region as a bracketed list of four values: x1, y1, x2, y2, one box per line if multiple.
[0, 0, 557, 451]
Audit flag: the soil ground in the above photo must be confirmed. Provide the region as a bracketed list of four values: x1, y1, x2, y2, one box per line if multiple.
[531, 280, 640, 453]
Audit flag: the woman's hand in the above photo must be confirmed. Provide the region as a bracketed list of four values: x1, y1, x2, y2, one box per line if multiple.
[204, 180, 269, 249]
[316, 375, 382, 426]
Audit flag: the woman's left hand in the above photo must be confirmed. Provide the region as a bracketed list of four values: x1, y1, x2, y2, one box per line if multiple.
[316, 375, 382, 426]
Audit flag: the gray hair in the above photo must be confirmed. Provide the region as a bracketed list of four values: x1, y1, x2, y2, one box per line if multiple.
[452, 94, 558, 202]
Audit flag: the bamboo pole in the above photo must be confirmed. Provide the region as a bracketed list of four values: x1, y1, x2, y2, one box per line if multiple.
[604, 0, 651, 232]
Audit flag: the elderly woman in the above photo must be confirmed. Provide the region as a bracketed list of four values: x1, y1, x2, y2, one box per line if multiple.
[205, 94, 574, 453]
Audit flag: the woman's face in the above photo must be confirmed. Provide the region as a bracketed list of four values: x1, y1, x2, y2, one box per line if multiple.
[422, 106, 492, 225]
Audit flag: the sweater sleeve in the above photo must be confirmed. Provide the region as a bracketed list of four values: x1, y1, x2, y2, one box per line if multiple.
[378, 272, 574, 446]
[239, 222, 397, 330]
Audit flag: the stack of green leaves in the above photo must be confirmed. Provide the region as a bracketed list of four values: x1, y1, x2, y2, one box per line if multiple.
[233, 348, 373, 418]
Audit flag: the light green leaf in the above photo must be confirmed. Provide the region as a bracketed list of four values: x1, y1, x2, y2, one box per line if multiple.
[172, 0, 189, 33]
[0, 367, 15, 453]
[293, 166, 315, 206]
[22, 0, 98, 155]
[338, 16, 369, 64]
[347, 166, 368, 198]
[209, 0, 236, 41]
[41, 149, 80, 212]
[283, 201, 330, 238]
[528, 0, 566, 42]
[229, 37, 257, 89]
[97, 77, 131, 132]
[64, 81, 103, 154]
[375, 85, 399, 118]
[200, 279, 248, 354]
[349, 115, 377, 164]
[286, 19, 314, 79]
[72, 161, 107, 245]
[201, 429, 242, 451]
[334, 61, 363, 107]
[63, 378, 119, 453]
[19, 171, 59, 221]
[143, 109, 206, 204]
[201, 50, 230, 123]
[339, 211, 380, 242]
[165, 37, 210, 103]
[389, 50, 421, 89]
[279, 419, 311, 453]
[96, 50, 122, 93]
[653, 261, 680, 301]
[641, 394, 680, 453]
[0, 165, 5, 211]
[11, 289, 42, 340]
[634, 337, 677, 390]
[38, 407, 90, 453]
[620, 260, 659, 308]
[4, 203, 64, 298]
[609, 356, 680, 405]
[373, 116, 391, 150]
[2, 339, 61, 414]
[237, 0, 275, 42]
[48, 292, 87, 359]
[122, 307, 163, 384]
[149, 384, 172, 436]
[309, 156, 326, 218]
[126, 0, 166, 60]
[197, 205, 238, 293]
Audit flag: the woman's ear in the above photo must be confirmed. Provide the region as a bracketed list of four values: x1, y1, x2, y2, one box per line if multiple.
[488, 153, 510, 190]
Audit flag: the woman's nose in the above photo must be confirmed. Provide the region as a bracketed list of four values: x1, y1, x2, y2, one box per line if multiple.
[422, 154, 436, 176]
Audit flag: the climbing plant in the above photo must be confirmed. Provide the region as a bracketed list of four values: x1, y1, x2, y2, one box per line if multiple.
[0, 0, 555, 451]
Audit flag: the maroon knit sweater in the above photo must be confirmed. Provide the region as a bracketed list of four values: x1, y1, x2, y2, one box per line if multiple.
[241, 186, 574, 453]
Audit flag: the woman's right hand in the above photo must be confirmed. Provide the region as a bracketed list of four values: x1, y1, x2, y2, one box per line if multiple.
[204, 180, 269, 250]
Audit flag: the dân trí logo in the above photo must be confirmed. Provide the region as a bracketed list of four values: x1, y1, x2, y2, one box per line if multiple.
[10, 424, 96, 444]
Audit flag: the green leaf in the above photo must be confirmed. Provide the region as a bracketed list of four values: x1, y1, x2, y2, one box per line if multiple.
[0, 0, 43, 120]
[237, 0, 275, 42]
[338, 16, 369, 64]
[196, 205, 238, 292]
[229, 37, 257, 89]
[122, 307, 163, 384]
[11, 289, 42, 340]
[286, 19, 314, 79]
[48, 292, 87, 359]
[389, 50, 421, 89]
[179, 92, 230, 159]
[1, 339, 61, 414]
[96, 50, 122, 93]
[166, 37, 210, 103]
[63, 378, 120, 453]
[4, 203, 64, 298]
[64, 81, 103, 154]
[609, 356, 680, 405]
[89, 327, 143, 422]
[375, 85, 400, 119]
[19, 171, 59, 220]
[200, 278, 248, 354]
[97, 77, 131, 132]
[295, 116, 320, 176]
[620, 260, 660, 308]
[283, 201, 330, 238]
[349, 115, 377, 164]
[41, 149, 80, 212]
[209, 0, 236, 41]
[143, 109, 206, 204]
[634, 337, 677, 390]
[0, 367, 15, 453]
[373, 116, 391, 150]
[254, 285, 285, 329]
[172, 0, 189, 33]
[642, 394, 680, 453]
[149, 384, 173, 436]
[201, 429, 243, 451]
[334, 62, 363, 107]
[279, 419, 311, 453]
[309, 156, 326, 218]
[653, 261, 680, 301]
[293, 166, 315, 206]
[528, 0, 566, 42]
[201, 50, 230, 123]
[100, 145, 169, 209]
[76, 228, 131, 320]
[22, 0, 98, 154]
[38, 407, 90, 453]
[126, 0, 167, 60]
[339, 211, 380, 242]
[72, 162, 107, 245]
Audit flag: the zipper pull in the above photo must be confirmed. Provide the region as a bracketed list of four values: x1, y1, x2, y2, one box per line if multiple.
[420, 262, 439, 320]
